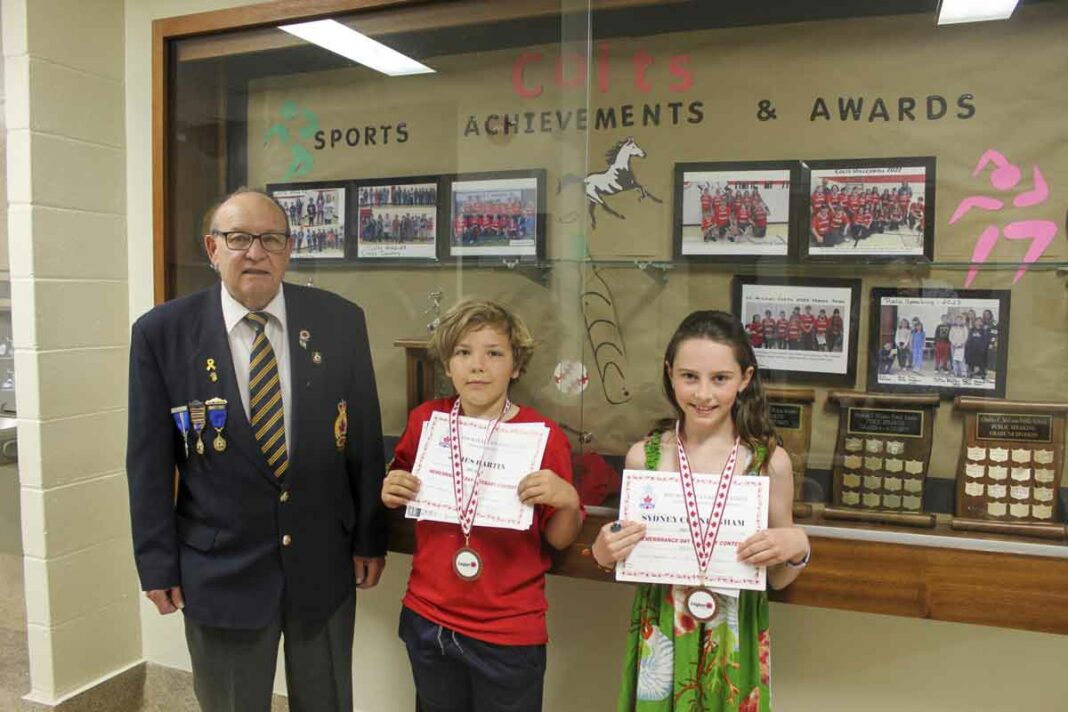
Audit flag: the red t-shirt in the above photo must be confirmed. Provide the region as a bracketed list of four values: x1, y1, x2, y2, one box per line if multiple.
[714, 202, 731, 226]
[752, 202, 768, 227]
[811, 213, 830, 236]
[776, 318, 789, 338]
[799, 313, 815, 333]
[392, 397, 578, 646]
[815, 316, 829, 335]
[747, 322, 763, 347]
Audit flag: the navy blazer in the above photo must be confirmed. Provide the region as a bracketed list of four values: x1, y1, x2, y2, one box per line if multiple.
[126, 282, 386, 629]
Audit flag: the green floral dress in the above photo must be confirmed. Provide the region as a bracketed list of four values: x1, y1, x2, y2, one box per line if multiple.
[618, 435, 772, 712]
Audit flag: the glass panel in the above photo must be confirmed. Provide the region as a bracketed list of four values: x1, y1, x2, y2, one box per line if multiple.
[166, 1, 1068, 550]
[167, 1, 596, 496]
[580, 1, 1068, 548]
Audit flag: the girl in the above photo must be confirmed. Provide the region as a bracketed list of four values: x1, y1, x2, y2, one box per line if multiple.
[965, 314, 991, 379]
[949, 313, 969, 378]
[382, 299, 583, 712]
[592, 310, 809, 712]
[895, 318, 912, 371]
[910, 318, 925, 373]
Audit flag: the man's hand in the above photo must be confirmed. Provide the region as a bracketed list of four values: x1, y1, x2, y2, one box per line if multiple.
[354, 556, 385, 589]
[146, 586, 185, 615]
[517, 469, 579, 510]
[381, 469, 420, 509]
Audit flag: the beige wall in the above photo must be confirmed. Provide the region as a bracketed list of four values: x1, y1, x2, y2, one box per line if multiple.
[6, 0, 139, 703]
[123, 2, 1068, 711]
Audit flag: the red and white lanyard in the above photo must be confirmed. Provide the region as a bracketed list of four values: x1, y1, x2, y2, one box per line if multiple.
[449, 397, 512, 544]
[675, 422, 740, 581]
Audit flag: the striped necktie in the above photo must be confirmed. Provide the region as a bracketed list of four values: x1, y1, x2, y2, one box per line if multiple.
[244, 311, 288, 478]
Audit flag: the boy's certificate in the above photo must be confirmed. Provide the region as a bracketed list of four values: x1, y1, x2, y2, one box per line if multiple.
[616, 469, 770, 590]
[405, 411, 549, 531]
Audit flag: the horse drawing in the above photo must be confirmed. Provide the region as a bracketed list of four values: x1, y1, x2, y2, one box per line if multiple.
[558, 137, 662, 228]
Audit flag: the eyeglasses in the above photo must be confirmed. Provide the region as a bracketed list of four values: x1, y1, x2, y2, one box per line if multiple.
[212, 230, 290, 253]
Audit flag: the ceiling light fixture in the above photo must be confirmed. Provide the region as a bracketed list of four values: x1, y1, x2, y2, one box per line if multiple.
[937, 0, 1020, 25]
[279, 19, 435, 76]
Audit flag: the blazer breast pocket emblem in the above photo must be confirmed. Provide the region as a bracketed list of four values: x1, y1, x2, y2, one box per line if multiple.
[334, 400, 348, 451]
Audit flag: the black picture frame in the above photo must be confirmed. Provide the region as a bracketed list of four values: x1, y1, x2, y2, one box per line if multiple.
[673, 160, 800, 262]
[352, 176, 443, 263]
[868, 287, 1010, 398]
[444, 169, 546, 264]
[266, 180, 349, 261]
[798, 156, 935, 263]
[731, 275, 862, 387]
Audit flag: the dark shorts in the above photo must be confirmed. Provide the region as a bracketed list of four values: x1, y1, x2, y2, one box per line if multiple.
[399, 607, 546, 712]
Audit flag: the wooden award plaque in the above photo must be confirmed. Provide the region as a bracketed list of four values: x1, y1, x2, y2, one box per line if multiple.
[823, 391, 940, 528]
[766, 387, 816, 519]
[951, 397, 1067, 540]
[394, 337, 453, 412]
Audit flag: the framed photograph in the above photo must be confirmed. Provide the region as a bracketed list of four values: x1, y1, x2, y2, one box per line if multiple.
[868, 288, 1010, 398]
[674, 161, 799, 261]
[732, 276, 862, 386]
[800, 156, 935, 262]
[446, 169, 545, 261]
[355, 177, 441, 261]
[268, 181, 348, 260]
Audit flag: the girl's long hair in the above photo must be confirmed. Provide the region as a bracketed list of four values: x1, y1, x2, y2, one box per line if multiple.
[656, 310, 777, 460]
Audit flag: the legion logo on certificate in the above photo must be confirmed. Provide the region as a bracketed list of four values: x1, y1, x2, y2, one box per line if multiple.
[616, 469, 769, 591]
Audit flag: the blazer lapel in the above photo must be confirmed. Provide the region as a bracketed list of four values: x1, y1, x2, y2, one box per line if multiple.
[284, 283, 309, 473]
[197, 285, 281, 488]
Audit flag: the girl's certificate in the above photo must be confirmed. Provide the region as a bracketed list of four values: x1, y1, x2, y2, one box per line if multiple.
[616, 469, 769, 590]
[405, 411, 549, 531]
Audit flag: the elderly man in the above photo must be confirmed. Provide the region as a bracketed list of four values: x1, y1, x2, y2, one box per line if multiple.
[126, 188, 386, 711]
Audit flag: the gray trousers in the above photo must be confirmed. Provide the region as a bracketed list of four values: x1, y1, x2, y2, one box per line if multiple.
[184, 592, 356, 712]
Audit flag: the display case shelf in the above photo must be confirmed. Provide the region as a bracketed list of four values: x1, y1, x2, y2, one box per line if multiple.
[387, 507, 1068, 635]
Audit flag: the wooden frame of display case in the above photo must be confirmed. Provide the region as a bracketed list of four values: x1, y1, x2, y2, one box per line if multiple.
[154, 0, 1068, 635]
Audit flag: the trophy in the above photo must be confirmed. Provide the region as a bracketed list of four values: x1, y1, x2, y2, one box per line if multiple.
[824, 391, 941, 528]
[951, 396, 1066, 540]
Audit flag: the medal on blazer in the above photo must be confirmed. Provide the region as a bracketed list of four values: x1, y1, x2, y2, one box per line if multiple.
[448, 397, 511, 582]
[189, 400, 207, 455]
[205, 358, 218, 383]
[334, 400, 348, 451]
[299, 329, 310, 350]
[170, 405, 191, 458]
[206, 397, 228, 452]
[675, 422, 741, 623]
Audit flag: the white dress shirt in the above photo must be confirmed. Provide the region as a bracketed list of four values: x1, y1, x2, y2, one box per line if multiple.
[220, 284, 292, 456]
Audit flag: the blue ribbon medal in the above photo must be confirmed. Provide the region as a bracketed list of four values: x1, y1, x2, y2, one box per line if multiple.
[189, 400, 206, 455]
[205, 397, 228, 453]
[170, 405, 191, 458]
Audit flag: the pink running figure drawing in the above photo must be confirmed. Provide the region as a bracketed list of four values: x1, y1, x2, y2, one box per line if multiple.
[950, 149, 1058, 287]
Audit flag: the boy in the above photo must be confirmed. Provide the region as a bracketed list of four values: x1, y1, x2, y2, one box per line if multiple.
[382, 300, 583, 712]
